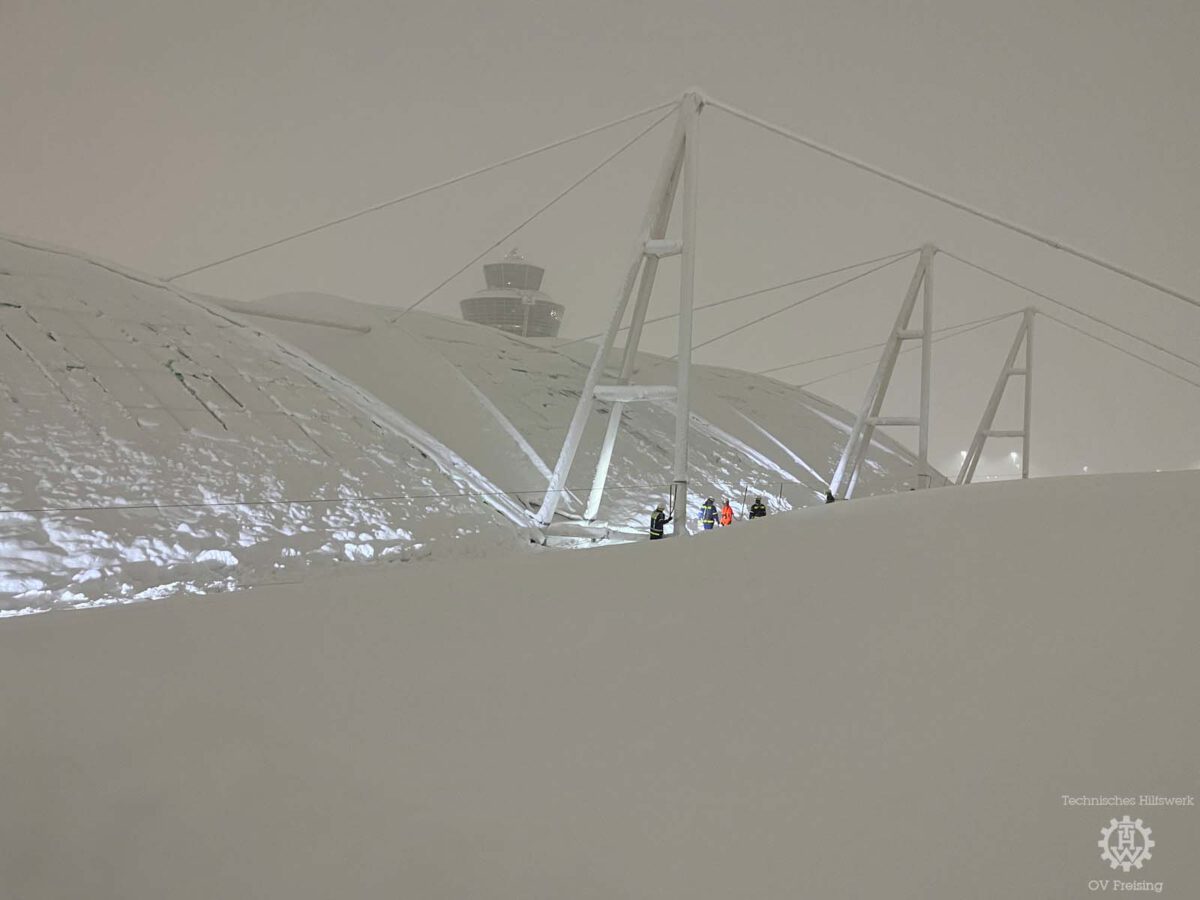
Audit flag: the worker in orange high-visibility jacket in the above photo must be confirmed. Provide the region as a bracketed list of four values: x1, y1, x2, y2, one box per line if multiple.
[719, 499, 734, 527]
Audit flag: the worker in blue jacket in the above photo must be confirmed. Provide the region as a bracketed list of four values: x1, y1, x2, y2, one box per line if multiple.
[649, 503, 672, 540]
[699, 497, 718, 530]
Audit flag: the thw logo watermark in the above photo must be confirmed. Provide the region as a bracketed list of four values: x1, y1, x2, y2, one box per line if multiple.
[1098, 816, 1154, 872]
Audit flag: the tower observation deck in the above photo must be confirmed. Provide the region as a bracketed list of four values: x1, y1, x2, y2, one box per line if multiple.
[459, 249, 566, 338]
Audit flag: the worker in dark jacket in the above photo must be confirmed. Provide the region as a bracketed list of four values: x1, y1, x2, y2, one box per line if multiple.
[699, 497, 718, 530]
[649, 503, 672, 540]
[749, 497, 767, 519]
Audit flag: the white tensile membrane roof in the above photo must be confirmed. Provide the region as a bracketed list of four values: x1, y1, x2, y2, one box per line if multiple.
[0, 233, 935, 613]
[1, 470, 1196, 897]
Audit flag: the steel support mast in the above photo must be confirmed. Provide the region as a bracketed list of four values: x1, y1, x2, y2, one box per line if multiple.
[669, 91, 701, 535]
[828, 244, 936, 499]
[535, 92, 703, 534]
[957, 306, 1035, 484]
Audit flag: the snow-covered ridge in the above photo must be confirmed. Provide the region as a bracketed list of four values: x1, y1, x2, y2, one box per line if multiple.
[2, 471, 1195, 897]
[1, 233, 934, 612]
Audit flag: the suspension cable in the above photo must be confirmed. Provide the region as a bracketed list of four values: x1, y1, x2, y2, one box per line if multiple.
[1037, 310, 1200, 392]
[705, 96, 1200, 313]
[165, 98, 680, 282]
[793, 307, 1200, 393]
[941, 250, 1200, 371]
[678, 249, 918, 357]
[758, 310, 1020, 375]
[389, 107, 676, 322]
[797, 311, 1022, 388]
[554, 247, 917, 350]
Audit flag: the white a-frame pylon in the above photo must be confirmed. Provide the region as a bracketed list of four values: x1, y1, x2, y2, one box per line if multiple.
[957, 307, 1035, 484]
[535, 92, 702, 535]
[828, 244, 937, 499]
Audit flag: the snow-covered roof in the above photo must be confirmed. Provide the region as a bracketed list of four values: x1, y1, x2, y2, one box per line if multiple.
[1, 233, 939, 612]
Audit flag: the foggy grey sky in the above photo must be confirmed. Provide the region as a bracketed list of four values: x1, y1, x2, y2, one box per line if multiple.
[2, 0, 1198, 478]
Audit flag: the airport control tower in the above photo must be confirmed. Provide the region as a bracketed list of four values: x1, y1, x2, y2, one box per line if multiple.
[459, 249, 565, 338]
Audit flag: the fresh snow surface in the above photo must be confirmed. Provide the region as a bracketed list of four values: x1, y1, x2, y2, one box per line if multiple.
[1, 471, 1196, 898]
[1, 236, 933, 612]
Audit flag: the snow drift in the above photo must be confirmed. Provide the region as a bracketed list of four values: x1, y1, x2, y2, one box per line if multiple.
[1, 471, 1196, 898]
